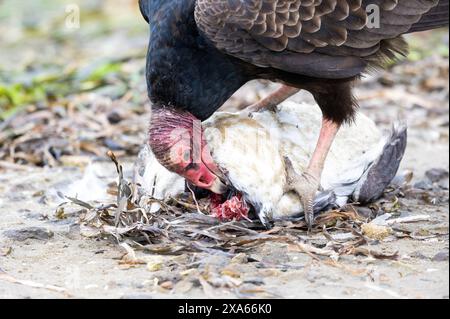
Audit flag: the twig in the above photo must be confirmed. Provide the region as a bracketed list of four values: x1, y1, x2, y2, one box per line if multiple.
[170, 196, 207, 212]
[0, 161, 33, 171]
[0, 271, 72, 298]
[186, 183, 202, 214]
[386, 214, 431, 225]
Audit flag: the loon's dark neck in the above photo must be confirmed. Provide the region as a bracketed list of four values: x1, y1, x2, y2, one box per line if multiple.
[144, 0, 250, 121]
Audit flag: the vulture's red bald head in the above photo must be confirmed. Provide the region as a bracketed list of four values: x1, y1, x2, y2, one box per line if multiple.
[149, 106, 227, 194]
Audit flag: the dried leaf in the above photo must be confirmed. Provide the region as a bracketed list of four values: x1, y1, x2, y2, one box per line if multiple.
[1, 247, 12, 257]
[361, 223, 393, 240]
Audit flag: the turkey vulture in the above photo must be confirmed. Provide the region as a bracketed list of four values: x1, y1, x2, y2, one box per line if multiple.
[134, 102, 407, 226]
[139, 0, 448, 228]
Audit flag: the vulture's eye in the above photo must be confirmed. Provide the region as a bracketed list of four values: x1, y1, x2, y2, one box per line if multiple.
[183, 151, 190, 162]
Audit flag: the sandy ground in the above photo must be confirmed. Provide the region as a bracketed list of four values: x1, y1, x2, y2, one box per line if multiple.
[0, 82, 448, 299]
[0, 2, 448, 298]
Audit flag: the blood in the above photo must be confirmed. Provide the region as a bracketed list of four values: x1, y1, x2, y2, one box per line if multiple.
[209, 193, 250, 221]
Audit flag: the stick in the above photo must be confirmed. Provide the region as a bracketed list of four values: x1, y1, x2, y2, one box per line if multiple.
[0, 271, 72, 298]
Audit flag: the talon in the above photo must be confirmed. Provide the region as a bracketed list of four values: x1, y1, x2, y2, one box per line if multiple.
[302, 196, 315, 231]
[284, 157, 320, 229]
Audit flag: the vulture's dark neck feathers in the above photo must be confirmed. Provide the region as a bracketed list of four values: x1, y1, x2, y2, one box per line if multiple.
[145, 0, 250, 121]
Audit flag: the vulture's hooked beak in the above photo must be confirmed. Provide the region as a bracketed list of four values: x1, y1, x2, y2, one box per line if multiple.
[198, 161, 229, 195]
[209, 176, 228, 194]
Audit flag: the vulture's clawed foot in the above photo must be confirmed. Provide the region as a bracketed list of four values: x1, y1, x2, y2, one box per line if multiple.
[284, 157, 320, 231]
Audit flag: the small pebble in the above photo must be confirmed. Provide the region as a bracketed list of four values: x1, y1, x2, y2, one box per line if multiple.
[432, 251, 449, 262]
[438, 178, 449, 190]
[414, 180, 433, 190]
[107, 111, 123, 124]
[356, 207, 375, 219]
[410, 251, 428, 260]
[244, 278, 265, 286]
[231, 253, 248, 264]
[425, 168, 449, 183]
[103, 138, 125, 151]
[160, 281, 174, 290]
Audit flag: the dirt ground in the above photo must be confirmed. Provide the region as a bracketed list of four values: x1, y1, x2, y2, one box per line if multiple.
[0, 1, 449, 299]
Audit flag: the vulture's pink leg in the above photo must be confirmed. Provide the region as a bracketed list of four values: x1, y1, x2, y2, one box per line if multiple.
[286, 119, 340, 230]
[308, 119, 340, 179]
[246, 85, 300, 113]
[304, 119, 340, 228]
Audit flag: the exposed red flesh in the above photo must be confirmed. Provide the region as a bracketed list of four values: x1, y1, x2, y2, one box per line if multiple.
[209, 193, 250, 221]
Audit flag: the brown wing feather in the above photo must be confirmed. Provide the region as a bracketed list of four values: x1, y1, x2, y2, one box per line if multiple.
[195, 0, 441, 79]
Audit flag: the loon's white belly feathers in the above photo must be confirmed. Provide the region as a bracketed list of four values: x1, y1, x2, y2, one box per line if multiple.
[204, 101, 384, 218]
[204, 111, 286, 216]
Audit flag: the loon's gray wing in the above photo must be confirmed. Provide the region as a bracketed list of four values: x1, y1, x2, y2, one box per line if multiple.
[353, 124, 408, 204]
[313, 124, 408, 211]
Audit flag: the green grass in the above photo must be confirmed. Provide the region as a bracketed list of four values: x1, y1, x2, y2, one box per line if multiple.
[0, 60, 124, 120]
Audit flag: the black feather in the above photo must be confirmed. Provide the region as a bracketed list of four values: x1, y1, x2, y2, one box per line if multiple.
[142, 0, 449, 125]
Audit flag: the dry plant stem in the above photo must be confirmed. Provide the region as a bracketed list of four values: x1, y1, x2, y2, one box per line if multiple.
[186, 183, 202, 214]
[170, 197, 207, 212]
[0, 271, 72, 297]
